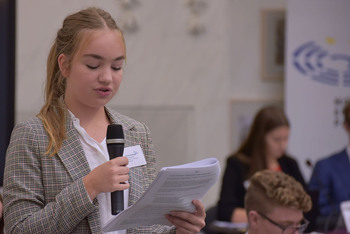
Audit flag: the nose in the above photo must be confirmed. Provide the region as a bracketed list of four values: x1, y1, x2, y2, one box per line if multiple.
[279, 137, 288, 151]
[280, 140, 287, 151]
[98, 67, 113, 83]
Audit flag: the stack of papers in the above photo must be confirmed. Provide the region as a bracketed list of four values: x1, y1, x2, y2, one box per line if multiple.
[103, 157, 221, 232]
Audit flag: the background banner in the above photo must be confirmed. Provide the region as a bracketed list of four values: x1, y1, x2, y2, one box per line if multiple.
[286, 0, 350, 180]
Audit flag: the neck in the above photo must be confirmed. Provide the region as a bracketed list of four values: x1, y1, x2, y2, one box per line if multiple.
[266, 157, 279, 170]
[69, 106, 110, 143]
[65, 98, 108, 126]
[73, 108, 108, 127]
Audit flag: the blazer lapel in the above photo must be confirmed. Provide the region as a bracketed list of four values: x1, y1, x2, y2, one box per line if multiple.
[58, 114, 91, 181]
[57, 112, 100, 233]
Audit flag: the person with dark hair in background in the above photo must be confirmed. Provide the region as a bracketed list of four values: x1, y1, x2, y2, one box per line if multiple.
[3, 7, 205, 234]
[309, 101, 350, 230]
[217, 105, 306, 223]
[245, 170, 311, 234]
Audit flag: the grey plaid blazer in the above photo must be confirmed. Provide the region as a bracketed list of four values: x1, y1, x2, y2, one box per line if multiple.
[3, 107, 175, 234]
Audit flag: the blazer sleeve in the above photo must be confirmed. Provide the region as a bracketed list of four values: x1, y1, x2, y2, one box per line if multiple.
[308, 160, 334, 216]
[217, 156, 247, 221]
[3, 121, 97, 234]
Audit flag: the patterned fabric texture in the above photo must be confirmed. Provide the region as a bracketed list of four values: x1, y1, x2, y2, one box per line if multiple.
[3, 106, 175, 234]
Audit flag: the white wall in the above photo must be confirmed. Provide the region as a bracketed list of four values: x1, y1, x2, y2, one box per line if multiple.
[285, 0, 350, 180]
[16, 0, 286, 209]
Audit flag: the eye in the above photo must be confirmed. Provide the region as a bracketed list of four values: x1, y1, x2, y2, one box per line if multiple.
[112, 66, 122, 71]
[86, 64, 98, 70]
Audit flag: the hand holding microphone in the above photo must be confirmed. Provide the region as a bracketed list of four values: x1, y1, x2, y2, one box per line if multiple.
[82, 124, 129, 212]
[106, 124, 126, 215]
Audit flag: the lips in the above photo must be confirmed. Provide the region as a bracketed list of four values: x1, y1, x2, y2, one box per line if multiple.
[95, 87, 112, 96]
[96, 86, 111, 92]
[99, 88, 110, 92]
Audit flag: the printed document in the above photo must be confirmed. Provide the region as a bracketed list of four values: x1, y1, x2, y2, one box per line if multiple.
[102, 157, 221, 232]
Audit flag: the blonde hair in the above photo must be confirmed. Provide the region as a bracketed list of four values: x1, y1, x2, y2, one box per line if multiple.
[245, 170, 311, 214]
[37, 7, 125, 155]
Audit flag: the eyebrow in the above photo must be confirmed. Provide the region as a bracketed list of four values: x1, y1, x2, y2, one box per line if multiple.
[83, 54, 125, 61]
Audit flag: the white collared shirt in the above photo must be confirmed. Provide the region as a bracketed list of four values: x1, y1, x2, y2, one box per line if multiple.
[70, 111, 128, 234]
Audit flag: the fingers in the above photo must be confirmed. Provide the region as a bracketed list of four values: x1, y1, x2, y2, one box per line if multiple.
[108, 157, 129, 189]
[113, 180, 130, 191]
[166, 212, 205, 234]
[166, 200, 206, 234]
[192, 200, 206, 218]
[110, 156, 129, 167]
[84, 156, 130, 198]
[111, 175, 130, 187]
[108, 157, 129, 179]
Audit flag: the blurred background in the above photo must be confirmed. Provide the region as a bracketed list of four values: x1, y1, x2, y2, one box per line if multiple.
[1, 0, 349, 211]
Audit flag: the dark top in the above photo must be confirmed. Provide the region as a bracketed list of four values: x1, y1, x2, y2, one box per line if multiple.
[308, 149, 350, 216]
[217, 155, 306, 221]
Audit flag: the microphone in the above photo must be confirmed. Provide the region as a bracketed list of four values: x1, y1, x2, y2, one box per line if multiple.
[305, 159, 313, 168]
[106, 124, 125, 215]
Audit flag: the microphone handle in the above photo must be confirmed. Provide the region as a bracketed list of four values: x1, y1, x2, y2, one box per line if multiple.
[107, 143, 124, 215]
[111, 190, 124, 215]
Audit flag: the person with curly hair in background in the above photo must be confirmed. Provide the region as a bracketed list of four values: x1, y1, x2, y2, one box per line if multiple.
[245, 170, 311, 234]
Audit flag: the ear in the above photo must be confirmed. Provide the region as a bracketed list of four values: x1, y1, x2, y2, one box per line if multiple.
[58, 54, 70, 78]
[248, 210, 260, 229]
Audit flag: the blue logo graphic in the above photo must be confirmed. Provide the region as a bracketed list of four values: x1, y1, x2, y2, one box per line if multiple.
[293, 41, 350, 87]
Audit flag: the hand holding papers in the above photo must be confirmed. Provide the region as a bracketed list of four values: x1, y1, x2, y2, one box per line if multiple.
[103, 157, 221, 232]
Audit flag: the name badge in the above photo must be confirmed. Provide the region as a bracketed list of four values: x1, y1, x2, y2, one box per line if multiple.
[123, 145, 147, 168]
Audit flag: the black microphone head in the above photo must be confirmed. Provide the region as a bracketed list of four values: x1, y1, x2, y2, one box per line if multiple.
[306, 159, 313, 168]
[107, 124, 124, 141]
